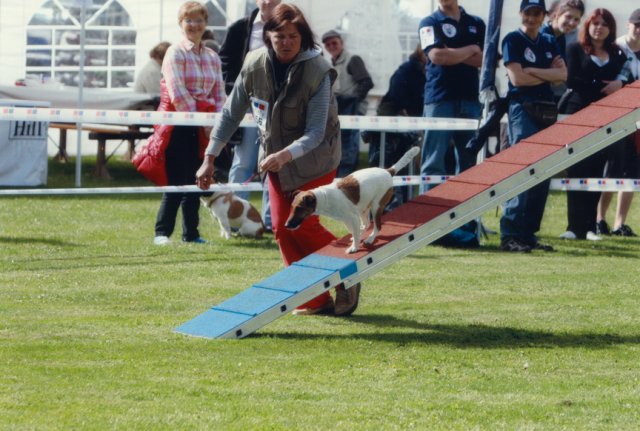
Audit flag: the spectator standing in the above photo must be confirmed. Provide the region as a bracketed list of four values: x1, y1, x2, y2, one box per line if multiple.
[559, 8, 631, 241]
[202, 29, 220, 53]
[322, 29, 374, 178]
[417, 0, 485, 193]
[499, 0, 567, 252]
[365, 44, 426, 209]
[218, 0, 280, 229]
[541, 0, 585, 57]
[153, 1, 225, 245]
[596, 8, 640, 237]
[196, 4, 360, 317]
[134, 41, 170, 95]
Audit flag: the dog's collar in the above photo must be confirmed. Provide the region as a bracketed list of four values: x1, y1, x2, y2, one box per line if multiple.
[313, 188, 329, 213]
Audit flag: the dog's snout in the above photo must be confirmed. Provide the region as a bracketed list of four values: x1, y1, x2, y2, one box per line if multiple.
[284, 218, 301, 230]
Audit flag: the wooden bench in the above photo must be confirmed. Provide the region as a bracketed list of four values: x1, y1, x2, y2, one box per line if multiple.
[50, 122, 152, 179]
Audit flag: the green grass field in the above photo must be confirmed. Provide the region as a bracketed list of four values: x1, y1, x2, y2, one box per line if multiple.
[1, 158, 639, 430]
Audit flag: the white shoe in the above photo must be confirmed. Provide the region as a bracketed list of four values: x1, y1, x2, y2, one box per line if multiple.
[586, 231, 602, 241]
[559, 231, 577, 240]
[154, 235, 171, 245]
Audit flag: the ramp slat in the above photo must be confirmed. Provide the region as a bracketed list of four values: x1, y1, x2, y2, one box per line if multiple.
[254, 265, 336, 293]
[175, 309, 250, 339]
[214, 287, 293, 316]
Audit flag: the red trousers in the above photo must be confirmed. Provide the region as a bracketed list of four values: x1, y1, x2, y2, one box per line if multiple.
[268, 170, 337, 309]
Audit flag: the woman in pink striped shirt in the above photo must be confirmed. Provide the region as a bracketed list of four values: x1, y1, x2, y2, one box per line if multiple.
[153, 1, 226, 246]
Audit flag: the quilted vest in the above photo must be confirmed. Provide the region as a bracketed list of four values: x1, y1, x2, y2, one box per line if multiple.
[242, 48, 341, 191]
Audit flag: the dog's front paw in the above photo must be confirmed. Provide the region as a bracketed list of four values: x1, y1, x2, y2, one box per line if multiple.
[221, 231, 231, 240]
[346, 245, 358, 254]
[364, 236, 376, 246]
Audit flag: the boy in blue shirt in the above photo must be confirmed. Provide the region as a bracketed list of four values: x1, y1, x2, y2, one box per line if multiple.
[418, 0, 485, 191]
[500, 0, 567, 252]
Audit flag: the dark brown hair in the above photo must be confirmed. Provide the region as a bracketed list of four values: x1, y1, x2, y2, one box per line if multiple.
[549, 0, 585, 21]
[263, 4, 317, 51]
[579, 8, 617, 56]
[149, 41, 170, 61]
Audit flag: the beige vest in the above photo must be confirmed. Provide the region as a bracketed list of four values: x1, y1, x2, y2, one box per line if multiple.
[332, 49, 358, 98]
[242, 49, 341, 191]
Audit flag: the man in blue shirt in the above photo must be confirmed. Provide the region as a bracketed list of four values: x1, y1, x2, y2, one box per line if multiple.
[418, 0, 485, 192]
[499, 0, 566, 252]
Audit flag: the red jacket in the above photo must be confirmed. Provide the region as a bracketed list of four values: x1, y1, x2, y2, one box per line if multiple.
[132, 80, 215, 185]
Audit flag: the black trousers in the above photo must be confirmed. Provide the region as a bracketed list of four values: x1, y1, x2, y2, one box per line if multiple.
[565, 149, 608, 239]
[154, 126, 203, 241]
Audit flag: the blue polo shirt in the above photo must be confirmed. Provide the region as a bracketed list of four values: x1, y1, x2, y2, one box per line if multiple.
[418, 7, 485, 104]
[540, 23, 568, 58]
[502, 29, 561, 100]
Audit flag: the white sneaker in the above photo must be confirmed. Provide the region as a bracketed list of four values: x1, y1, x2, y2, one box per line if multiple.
[559, 231, 577, 240]
[154, 235, 171, 245]
[586, 231, 602, 241]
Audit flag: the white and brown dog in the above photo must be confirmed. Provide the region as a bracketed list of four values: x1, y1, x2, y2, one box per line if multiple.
[285, 146, 420, 253]
[201, 192, 265, 240]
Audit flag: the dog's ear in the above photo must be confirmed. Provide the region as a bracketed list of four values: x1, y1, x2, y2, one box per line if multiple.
[290, 190, 301, 200]
[303, 194, 316, 208]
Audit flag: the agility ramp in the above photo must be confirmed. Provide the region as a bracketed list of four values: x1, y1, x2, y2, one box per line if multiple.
[176, 82, 640, 340]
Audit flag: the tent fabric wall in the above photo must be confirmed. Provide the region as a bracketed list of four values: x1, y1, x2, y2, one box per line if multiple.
[0, 0, 636, 98]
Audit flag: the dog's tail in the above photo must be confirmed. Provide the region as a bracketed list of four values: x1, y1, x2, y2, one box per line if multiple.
[387, 146, 420, 176]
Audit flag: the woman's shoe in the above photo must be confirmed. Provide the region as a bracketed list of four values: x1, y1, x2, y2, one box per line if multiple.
[559, 231, 577, 240]
[183, 237, 208, 244]
[292, 298, 335, 316]
[586, 231, 602, 241]
[596, 220, 611, 236]
[334, 283, 361, 316]
[154, 235, 171, 245]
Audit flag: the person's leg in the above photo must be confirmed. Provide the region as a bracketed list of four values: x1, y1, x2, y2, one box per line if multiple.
[228, 127, 260, 200]
[155, 192, 181, 238]
[268, 172, 337, 310]
[172, 126, 204, 242]
[597, 192, 613, 230]
[155, 126, 196, 240]
[453, 100, 482, 174]
[614, 192, 634, 230]
[181, 192, 201, 241]
[337, 129, 360, 177]
[420, 101, 455, 193]
[500, 101, 539, 246]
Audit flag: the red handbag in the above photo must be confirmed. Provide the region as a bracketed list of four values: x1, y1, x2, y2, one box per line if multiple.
[132, 128, 171, 186]
[132, 81, 217, 186]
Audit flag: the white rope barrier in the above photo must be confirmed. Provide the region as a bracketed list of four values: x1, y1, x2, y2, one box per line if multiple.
[1, 177, 639, 196]
[0, 106, 478, 131]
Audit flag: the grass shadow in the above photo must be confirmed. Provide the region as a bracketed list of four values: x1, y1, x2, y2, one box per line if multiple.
[0, 235, 79, 247]
[261, 313, 640, 349]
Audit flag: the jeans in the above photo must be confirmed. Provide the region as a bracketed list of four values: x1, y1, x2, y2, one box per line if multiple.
[500, 100, 551, 245]
[420, 99, 481, 193]
[229, 127, 260, 200]
[228, 126, 272, 229]
[337, 95, 361, 178]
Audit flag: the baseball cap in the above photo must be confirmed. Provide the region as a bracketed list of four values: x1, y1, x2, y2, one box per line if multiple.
[321, 30, 342, 43]
[520, 0, 547, 13]
[629, 9, 640, 25]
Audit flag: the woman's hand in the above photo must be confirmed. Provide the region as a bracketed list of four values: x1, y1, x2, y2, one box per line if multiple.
[259, 150, 292, 173]
[601, 80, 623, 96]
[195, 155, 216, 190]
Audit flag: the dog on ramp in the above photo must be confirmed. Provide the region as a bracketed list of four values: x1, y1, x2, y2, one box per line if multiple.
[201, 192, 265, 240]
[285, 146, 420, 253]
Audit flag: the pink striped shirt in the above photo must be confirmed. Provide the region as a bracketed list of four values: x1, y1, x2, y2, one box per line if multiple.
[162, 38, 226, 112]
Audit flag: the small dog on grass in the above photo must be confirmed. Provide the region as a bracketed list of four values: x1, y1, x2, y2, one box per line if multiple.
[201, 192, 265, 239]
[285, 146, 420, 253]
